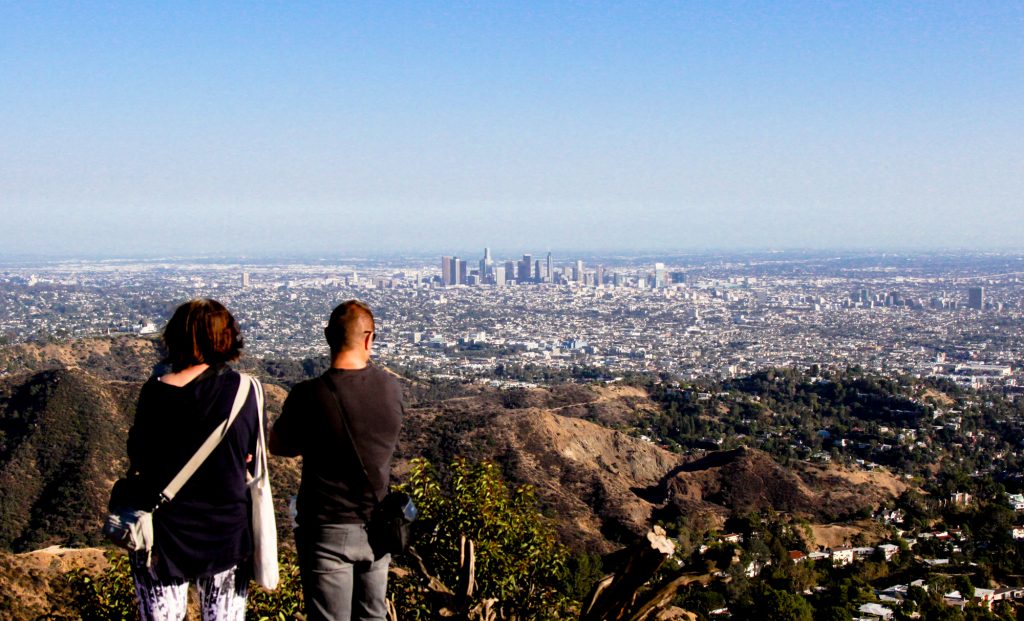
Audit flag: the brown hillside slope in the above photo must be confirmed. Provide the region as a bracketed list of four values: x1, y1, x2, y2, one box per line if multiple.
[400, 386, 683, 552]
[662, 447, 818, 517]
[401, 385, 909, 551]
[0, 336, 161, 380]
[658, 446, 905, 523]
[0, 547, 108, 620]
[493, 407, 680, 550]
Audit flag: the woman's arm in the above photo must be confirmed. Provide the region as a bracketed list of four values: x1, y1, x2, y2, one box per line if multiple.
[125, 383, 154, 476]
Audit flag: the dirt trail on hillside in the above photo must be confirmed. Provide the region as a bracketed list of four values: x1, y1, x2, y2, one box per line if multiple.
[546, 385, 650, 412]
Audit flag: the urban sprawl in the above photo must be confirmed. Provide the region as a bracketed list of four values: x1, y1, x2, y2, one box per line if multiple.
[0, 250, 1021, 393]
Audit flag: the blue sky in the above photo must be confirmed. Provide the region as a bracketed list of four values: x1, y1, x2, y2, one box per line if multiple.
[1, 2, 1021, 257]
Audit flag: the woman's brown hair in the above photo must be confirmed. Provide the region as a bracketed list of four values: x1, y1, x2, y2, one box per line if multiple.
[163, 299, 243, 371]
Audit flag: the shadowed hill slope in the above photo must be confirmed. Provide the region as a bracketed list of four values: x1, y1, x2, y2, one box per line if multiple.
[0, 368, 137, 551]
[0, 361, 295, 554]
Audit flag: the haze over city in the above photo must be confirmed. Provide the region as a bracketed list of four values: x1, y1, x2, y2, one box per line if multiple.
[2, 2, 1022, 258]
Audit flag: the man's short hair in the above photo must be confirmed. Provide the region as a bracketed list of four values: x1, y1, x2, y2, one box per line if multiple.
[325, 300, 375, 353]
[163, 298, 243, 371]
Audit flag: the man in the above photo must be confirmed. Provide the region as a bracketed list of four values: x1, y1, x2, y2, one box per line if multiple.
[270, 300, 403, 621]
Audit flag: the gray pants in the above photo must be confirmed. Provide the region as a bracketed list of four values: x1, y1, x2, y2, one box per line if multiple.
[296, 523, 390, 621]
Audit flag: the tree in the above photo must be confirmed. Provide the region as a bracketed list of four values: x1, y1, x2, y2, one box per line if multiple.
[397, 457, 573, 620]
[763, 585, 813, 621]
[955, 575, 975, 600]
[815, 606, 851, 621]
[738, 583, 812, 621]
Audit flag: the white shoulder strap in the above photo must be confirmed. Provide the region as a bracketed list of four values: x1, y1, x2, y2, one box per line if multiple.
[250, 376, 269, 483]
[161, 373, 253, 502]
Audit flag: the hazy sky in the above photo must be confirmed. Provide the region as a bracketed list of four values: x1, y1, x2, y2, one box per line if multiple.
[1, 2, 1021, 257]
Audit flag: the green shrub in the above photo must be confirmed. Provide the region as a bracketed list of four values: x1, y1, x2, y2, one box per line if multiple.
[60, 550, 305, 621]
[63, 550, 136, 621]
[398, 457, 575, 620]
[245, 551, 304, 621]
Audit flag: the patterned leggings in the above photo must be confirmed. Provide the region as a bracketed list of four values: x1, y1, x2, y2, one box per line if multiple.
[130, 555, 248, 621]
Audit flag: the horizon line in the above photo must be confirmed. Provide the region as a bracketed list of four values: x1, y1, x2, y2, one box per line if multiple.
[2, 247, 1024, 265]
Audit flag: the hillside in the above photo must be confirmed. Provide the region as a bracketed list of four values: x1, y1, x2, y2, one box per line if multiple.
[0, 337, 927, 620]
[0, 336, 162, 381]
[656, 446, 907, 524]
[0, 368, 137, 551]
[397, 383, 908, 552]
[0, 338, 914, 555]
[0, 546, 108, 619]
[0, 348, 297, 553]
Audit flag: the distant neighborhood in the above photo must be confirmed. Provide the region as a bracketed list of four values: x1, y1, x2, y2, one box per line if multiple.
[1, 253, 1021, 394]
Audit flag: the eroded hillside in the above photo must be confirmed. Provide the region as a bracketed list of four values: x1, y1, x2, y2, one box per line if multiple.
[0, 338, 918, 558]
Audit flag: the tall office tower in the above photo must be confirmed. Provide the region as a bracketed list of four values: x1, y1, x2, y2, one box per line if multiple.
[457, 258, 468, 285]
[613, 272, 624, 287]
[480, 247, 493, 282]
[575, 260, 584, 283]
[545, 252, 552, 282]
[442, 256, 453, 285]
[451, 257, 461, 285]
[533, 259, 541, 282]
[241, 272, 251, 288]
[595, 265, 605, 287]
[494, 265, 506, 287]
[451, 258, 461, 285]
[518, 254, 532, 283]
[654, 263, 666, 288]
[968, 286, 984, 310]
[504, 260, 516, 283]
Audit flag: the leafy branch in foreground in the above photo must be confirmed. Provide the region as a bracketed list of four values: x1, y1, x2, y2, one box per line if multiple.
[394, 457, 575, 620]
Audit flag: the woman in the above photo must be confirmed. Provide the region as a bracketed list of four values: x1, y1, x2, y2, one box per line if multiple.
[125, 299, 262, 621]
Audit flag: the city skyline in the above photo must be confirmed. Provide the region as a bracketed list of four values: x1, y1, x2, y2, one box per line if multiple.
[2, 3, 1023, 256]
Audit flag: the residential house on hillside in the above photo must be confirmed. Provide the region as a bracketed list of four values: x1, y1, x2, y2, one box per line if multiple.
[877, 543, 900, 561]
[858, 602, 894, 620]
[830, 546, 854, 566]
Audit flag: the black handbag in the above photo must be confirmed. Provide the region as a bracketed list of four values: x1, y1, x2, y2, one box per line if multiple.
[320, 376, 417, 556]
[369, 490, 418, 556]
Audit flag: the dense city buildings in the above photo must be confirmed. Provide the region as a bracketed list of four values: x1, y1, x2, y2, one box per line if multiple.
[0, 252, 1021, 391]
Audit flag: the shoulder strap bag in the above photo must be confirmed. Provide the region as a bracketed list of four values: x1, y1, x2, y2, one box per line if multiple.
[103, 372, 253, 567]
[320, 374, 416, 556]
[246, 374, 280, 590]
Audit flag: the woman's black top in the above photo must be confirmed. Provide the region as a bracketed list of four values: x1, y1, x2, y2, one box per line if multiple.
[126, 364, 260, 580]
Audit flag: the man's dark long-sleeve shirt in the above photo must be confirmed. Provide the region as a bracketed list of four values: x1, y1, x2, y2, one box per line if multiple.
[272, 364, 403, 525]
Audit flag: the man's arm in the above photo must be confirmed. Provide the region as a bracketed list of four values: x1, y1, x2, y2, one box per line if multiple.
[268, 428, 299, 457]
[269, 384, 303, 457]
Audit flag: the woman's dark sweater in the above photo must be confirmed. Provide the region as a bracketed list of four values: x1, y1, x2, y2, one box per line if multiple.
[126, 365, 260, 580]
